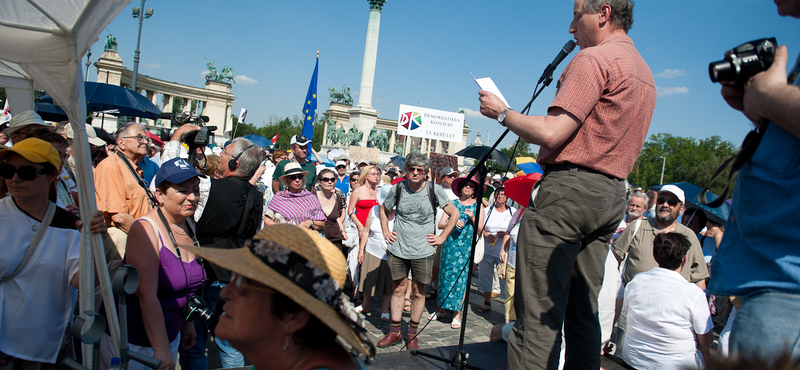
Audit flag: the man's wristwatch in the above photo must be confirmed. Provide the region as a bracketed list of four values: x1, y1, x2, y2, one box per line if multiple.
[498, 107, 512, 126]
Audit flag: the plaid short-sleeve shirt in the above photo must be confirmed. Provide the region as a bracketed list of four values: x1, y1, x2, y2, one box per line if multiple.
[539, 34, 657, 180]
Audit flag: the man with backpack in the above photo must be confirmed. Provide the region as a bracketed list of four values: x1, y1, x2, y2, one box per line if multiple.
[378, 151, 459, 350]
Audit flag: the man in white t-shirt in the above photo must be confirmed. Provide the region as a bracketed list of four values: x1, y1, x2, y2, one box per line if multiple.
[621, 232, 713, 369]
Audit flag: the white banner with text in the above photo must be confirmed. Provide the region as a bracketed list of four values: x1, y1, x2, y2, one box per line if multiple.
[397, 104, 464, 143]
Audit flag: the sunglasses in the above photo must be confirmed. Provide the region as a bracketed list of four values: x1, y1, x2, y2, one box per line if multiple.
[656, 197, 680, 207]
[408, 167, 425, 174]
[231, 272, 275, 296]
[287, 174, 305, 181]
[0, 164, 48, 181]
[320, 177, 336, 183]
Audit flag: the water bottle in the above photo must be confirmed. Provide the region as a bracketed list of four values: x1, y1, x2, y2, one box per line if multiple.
[108, 357, 122, 370]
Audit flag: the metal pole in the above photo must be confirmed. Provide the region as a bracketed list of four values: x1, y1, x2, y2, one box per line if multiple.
[131, 0, 146, 92]
[659, 156, 666, 185]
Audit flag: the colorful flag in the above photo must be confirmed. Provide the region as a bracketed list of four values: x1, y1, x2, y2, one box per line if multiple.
[301, 53, 319, 151]
[271, 133, 279, 144]
[0, 100, 11, 124]
[238, 107, 248, 123]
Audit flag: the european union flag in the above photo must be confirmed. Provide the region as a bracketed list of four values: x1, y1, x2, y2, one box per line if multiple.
[301, 53, 319, 151]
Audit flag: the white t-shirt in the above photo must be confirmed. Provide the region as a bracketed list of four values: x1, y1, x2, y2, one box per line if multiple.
[483, 206, 515, 258]
[0, 197, 81, 362]
[622, 267, 713, 370]
[365, 206, 393, 260]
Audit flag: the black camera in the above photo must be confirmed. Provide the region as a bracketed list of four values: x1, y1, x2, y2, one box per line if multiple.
[181, 294, 213, 323]
[709, 37, 778, 87]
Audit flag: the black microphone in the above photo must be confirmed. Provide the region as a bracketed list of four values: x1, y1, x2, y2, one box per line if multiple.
[538, 40, 577, 85]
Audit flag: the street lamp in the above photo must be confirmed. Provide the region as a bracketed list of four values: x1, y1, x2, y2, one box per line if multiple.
[659, 155, 667, 185]
[131, 1, 153, 92]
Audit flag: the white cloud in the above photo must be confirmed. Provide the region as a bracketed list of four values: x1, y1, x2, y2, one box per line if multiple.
[655, 69, 687, 79]
[656, 86, 690, 96]
[459, 108, 483, 118]
[144, 63, 161, 69]
[235, 75, 258, 86]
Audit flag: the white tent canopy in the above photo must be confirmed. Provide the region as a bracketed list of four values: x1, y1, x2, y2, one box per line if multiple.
[0, 0, 130, 367]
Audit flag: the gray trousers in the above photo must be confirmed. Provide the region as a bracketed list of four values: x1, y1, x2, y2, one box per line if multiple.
[507, 167, 625, 370]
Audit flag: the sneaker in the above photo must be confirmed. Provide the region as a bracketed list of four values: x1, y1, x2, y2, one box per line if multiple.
[380, 313, 390, 322]
[377, 330, 403, 348]
[406, 335, 419, 350]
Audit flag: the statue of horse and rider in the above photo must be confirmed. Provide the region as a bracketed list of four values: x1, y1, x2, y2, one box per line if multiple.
[328, 85, 353, 105]
[205, 59, 235, 84]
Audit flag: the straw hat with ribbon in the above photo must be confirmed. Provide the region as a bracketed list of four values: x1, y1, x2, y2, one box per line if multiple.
[182, 224, 375, 359]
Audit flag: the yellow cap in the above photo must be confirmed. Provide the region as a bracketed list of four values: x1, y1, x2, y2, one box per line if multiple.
[0, 138, 61, 169]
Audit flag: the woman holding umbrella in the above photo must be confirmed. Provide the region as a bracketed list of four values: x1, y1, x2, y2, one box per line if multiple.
[431, 175, 485, 329]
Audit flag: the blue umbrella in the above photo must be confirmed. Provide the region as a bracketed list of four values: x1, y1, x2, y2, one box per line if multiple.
[242, 134, 274, 148]
[34, 102, 68, 122]
[310, 155, 335, 167]
[650, 182, 730, 225]
[37, 81, 162, 119]
[390, 155, 406, 168]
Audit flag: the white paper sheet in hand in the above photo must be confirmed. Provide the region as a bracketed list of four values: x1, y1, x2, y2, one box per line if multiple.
[472, 72, 511, 108]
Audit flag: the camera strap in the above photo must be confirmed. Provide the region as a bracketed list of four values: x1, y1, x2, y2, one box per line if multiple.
[0, 202, 56, 284]
[156, 207, 206, 300]
[116, 151, 159, 209]
[698, 120, 766, 207]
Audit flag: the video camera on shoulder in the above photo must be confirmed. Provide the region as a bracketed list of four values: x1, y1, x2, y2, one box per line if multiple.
[709, 37, 778, 87]
[159, 112, 217, 169]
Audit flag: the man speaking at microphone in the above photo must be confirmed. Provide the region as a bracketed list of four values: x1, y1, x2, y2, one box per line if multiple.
[479, 0, 656, 368]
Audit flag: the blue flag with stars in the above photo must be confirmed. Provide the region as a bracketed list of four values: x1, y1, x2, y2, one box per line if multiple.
[301, 54, 318, 150]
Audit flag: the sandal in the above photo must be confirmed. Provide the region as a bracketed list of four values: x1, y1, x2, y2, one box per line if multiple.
[451, 318, 461, 329]
[403, 299, 412, 312]
[428, 311, 439, 321]
[353, 305, 364, 314]
[476, 301, 492, 314]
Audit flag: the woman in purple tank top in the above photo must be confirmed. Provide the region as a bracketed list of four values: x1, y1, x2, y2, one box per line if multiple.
[123, 158, 206, 370]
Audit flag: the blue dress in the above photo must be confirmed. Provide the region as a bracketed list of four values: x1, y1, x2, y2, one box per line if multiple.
[437, 200, 476, 312]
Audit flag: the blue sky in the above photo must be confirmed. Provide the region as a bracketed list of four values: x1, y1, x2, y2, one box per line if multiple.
[89, 0, 800, 152]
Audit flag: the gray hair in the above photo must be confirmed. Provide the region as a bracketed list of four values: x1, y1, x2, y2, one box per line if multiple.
[229, 137, 264, 178]
[114, 121, 145, 141]
[583, 0, 634, 33]
[628, 191, 649, 209]
[404, 151, 430, 172]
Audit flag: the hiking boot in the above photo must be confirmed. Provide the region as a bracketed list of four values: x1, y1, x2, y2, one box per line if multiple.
[377, 330, 403, 348]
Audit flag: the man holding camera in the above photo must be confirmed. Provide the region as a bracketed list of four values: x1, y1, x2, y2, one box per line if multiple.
[163, 124, 265, 370]
[709, 0, 800, 361]
[478, 0, 656, 368]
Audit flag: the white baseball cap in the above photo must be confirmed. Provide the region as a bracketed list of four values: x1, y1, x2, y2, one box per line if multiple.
[658, 184, 685, 204]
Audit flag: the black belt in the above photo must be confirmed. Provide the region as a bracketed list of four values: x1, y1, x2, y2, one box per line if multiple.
[543, 163, 621, 181]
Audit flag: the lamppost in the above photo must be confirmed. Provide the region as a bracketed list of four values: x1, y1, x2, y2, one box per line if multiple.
[131, 1, 153, 92]
[659, 155, 667, 185]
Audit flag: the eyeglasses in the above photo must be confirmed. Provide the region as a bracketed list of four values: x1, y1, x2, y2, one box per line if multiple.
[350, 178, 359, 182]
[231, 272, 275, 295]
[287, 174, 305, 181]
[320, 177, 336, 183]
[656, 198, 680, 207]
[121, 134, 147, 143]
[408, 167, 425, 174]
[0, 164, 48, 181]
[336, 165, 346, 169]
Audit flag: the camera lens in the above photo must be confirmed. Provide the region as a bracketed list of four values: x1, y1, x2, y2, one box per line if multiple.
[709, 59, 735, 83]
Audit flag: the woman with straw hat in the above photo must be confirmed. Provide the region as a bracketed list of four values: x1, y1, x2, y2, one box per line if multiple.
[265, 162, 325, 228]
[184, 224, 375, 370]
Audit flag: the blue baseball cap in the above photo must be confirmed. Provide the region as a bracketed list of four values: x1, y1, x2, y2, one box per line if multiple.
[155, 158, 206, 187]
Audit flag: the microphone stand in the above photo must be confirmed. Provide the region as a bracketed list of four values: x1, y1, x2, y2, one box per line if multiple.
[412, 58, 559, 370]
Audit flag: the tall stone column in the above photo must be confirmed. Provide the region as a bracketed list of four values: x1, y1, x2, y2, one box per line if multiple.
[348, 0, 386, 148]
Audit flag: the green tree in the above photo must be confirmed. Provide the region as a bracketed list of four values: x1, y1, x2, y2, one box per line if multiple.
[627, 133, 739, 195]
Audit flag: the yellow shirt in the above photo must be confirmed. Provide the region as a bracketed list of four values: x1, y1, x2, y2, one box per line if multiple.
[94, 153, 152, 226]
